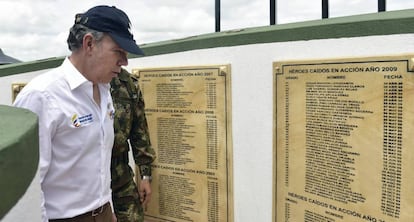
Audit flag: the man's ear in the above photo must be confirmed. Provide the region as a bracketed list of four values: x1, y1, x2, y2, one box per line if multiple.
[82, 34, 94, 53]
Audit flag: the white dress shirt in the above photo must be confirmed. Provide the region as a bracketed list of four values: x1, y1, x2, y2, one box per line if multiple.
[14, 58, 115, 221]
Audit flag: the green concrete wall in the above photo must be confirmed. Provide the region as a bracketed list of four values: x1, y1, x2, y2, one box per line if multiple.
[0, 105, 38, 219]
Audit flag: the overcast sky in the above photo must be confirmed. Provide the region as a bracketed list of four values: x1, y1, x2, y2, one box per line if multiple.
[1, 0, 414, 62]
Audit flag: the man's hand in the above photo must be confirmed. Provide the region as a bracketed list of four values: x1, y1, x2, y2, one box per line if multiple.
[138, 179, 152, 211]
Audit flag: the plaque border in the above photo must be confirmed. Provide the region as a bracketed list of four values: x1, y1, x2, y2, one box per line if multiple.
[11, 83, 27, 103]
[273, 54, 414, 222]
[132, 64, 234, 222]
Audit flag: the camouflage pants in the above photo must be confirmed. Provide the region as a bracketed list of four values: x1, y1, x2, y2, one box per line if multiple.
[112, 179, 144, 222]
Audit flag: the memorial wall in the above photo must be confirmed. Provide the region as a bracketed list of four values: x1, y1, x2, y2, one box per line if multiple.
[274, 55, 414, 222]
[2, 9, 414, 222]
[132, 65, 233, 222]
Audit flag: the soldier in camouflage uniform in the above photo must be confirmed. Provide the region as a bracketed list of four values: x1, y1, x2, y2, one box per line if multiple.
[110, 68, 156, 222]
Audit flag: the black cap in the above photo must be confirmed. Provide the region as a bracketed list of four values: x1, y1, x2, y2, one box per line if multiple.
[76, 5, 144, 55]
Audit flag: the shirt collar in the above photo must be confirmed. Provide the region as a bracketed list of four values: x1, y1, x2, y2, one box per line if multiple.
[62, 57, 110, 91]
[63, 57, 89, 90]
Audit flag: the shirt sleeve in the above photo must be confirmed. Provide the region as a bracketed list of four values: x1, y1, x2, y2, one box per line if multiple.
[14, 89, 57, 221]
[129, 81, 156, 176]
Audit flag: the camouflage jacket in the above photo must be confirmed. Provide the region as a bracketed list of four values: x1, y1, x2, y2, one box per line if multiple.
[110, 69, 156, 189]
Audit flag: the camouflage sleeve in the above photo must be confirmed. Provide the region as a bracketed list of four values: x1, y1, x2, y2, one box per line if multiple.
[129, 79, 156, 177]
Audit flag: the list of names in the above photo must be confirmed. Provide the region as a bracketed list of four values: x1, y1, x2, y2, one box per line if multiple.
[274, 57, 414, 222]
[134, 66, 233, 222]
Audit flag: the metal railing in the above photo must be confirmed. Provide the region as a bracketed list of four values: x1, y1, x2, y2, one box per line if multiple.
[322, 0, 386, 19]
[215, 0, 388, 31]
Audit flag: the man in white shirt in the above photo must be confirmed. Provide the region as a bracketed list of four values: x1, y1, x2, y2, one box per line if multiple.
[14, 5, 144, 222]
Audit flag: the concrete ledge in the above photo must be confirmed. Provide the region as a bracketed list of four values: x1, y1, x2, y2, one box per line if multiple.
[0, 105, 38, 219]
